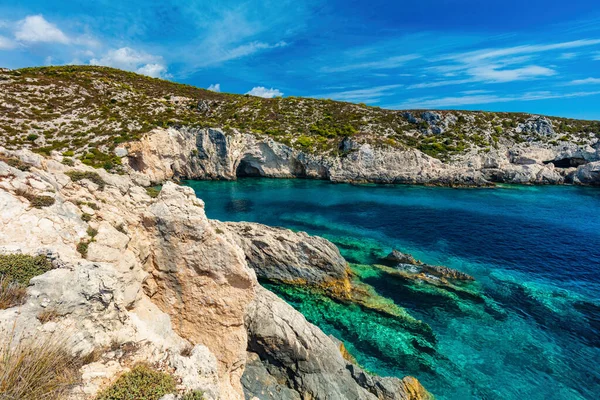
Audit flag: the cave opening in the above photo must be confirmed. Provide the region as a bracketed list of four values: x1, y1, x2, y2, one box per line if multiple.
[544, 157, 588, 168]
[236, 159, 263, 177]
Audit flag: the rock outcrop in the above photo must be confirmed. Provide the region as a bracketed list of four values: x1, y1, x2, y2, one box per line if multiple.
[214, 221, 350, 292]
[244, 287, 432, 400]
[382, 250, 474, 281]
[0, 147, 427, 399]
[123, 127, 600, 187]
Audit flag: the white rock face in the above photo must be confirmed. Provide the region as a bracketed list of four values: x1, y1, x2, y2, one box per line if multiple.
[122, 127, 600, 187]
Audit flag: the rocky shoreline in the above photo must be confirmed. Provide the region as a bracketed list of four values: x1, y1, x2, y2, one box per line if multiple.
[0, 147, 432, 399]
[123, 126, 600, 188]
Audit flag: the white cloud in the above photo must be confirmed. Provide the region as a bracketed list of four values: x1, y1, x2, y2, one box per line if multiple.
[15, 15, 69, 44]
[90, 47, 169, 78]
[567, 77, 600, 85]
[136, 63, 168, 78]
[0, 35, 16, 50]
[467, 65, 556, 83]
[207, 83, 221, 92]
[246, 86, 283, 98]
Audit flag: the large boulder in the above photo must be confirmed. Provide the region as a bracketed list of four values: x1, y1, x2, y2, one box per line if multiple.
[216, 221, 349, 290]
[244, 287, 431, 400]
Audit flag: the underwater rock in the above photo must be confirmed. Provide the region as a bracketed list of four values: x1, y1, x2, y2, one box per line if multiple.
[383, 250, 474, 281]
[244, 286, 431, 400]
[420, 264, 474, 281]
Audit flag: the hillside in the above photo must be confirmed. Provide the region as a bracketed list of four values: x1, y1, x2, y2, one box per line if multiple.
[1, 66, 599, 172]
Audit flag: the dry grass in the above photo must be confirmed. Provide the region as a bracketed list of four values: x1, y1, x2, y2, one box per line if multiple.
[0, 332, 81, 400]
[0, 276, 27, 310]
[36, 308, 60, 324]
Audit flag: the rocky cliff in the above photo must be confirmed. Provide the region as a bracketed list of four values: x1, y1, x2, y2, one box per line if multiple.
[0, 147, 429, 399]
[2, 66, 599, 187]
[122, 125, 600, 186]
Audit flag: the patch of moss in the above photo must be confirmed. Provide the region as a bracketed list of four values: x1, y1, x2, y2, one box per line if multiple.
[94, 364, 176, 400]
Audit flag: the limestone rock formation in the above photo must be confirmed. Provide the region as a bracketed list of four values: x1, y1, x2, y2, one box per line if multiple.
[123, 127, 600, 187]
[214, 221, 349, 288]
[0, 147, 427, 399]
[244, 287, 432, 400]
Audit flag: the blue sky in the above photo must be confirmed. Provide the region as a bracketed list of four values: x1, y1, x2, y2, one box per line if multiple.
[2, 1, 600, 119]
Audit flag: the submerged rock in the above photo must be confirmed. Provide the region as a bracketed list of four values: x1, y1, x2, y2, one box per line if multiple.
[382, 249, 474, 282]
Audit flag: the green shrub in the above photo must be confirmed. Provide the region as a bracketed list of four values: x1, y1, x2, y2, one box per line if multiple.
[28, 194, 55, 208]
[76, 241, 89, 258]
[66, 170, 106, 190]
[145, 187, 161, 198]
[62, 150, 74, 157]
[0, 156, 31, 171]
[81, 213, 92, 222]
[182, 390, 205, 400]
[0, 254, 52, 286]
[95, 364, 176, 400]
[26, 134, 39, 141]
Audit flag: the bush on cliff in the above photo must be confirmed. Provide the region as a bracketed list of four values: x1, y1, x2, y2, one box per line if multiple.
[65, 170, 106, 190]
[0, 254, 53, 310]
[95, 364, 176, 400]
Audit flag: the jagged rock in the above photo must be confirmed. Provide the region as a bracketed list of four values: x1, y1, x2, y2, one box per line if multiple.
[143, 182, 256, 399]
[241, 352, 302, 400]
[574, 161, 600, 185]
[122, 126, 600, 187]
[216, 221, 349, 288]
[382, 250, 473, 281]
[420, 264, 474, 281]
[516, 116, 556, 137]
[383, 250, 419, 266]
[244, 287, 430, 400]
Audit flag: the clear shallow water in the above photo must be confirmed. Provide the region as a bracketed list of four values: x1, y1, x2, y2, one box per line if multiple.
[185, 179, 600, 400]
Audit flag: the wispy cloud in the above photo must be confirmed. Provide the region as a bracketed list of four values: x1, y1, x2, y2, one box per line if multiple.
[392, 90, 600, 109]
[316, 84, 403, 103]
[0, 35, 16, 50]
[567, 77, 600, 85]
[437, 39, 600, 63]
[246, 86, 283, 98]
[321, 54, 420, 73]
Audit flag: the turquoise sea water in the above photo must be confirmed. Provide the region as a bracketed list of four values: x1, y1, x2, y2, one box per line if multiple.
[185, 179, 600, 400]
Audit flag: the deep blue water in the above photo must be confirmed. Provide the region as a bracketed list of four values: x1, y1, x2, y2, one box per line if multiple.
[185, 178, 600, 400]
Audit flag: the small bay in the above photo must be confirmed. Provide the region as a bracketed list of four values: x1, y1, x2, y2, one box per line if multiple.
[185, 178, 600, 400]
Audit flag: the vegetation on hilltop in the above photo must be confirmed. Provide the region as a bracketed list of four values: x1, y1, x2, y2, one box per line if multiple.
[1, 66, 599, 168]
